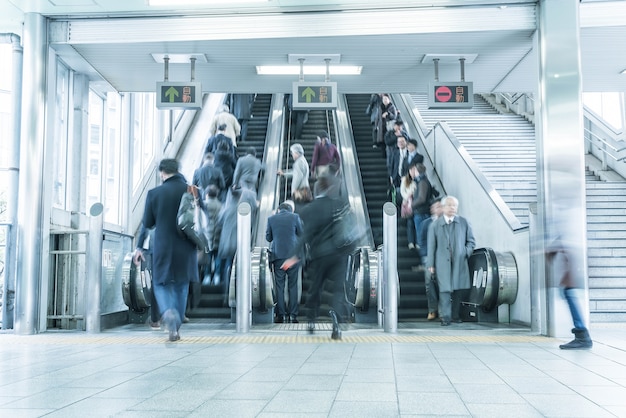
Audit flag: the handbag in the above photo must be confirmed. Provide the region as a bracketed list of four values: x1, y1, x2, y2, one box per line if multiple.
[401, 198, 413, 218]
[177, 185, 209, 252]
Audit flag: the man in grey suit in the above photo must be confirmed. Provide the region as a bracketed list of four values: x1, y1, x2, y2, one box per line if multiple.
[426, 196, 476, 326]
[232, 146, 264, 192]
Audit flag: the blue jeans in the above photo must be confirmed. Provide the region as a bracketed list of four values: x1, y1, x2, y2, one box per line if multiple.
[413, 213, 429, 251]
[153, 281, 189, 331]
[563, 287, 586, 330]
[406, 216, 416, 246]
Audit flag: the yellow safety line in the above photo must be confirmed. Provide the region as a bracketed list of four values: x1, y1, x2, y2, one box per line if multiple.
[0, 333, 554, 345]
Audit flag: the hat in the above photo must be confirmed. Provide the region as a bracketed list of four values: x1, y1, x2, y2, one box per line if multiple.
[290, 143, 304, 156]
[317, 130, 329, 139]
[407, 138, 418, 148]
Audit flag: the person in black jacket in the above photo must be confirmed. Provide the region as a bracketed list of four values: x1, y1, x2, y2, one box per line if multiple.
[281, 175, 351, 339]
[134, 159, 198, 342]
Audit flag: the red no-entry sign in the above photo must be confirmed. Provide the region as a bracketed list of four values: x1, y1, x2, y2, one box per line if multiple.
[434, 86, 452, 102]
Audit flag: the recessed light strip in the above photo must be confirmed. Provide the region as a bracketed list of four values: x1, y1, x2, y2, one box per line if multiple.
[256, 65, 362, 75]
[148, 0, 268, 6]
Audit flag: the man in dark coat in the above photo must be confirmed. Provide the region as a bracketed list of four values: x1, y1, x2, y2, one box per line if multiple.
[134, 159, 198, 342]
[266, 201, 303, 323]
[282, 175, 352, 339]
[427, 196, 475, 326]
[192, 152, 226, 199]
[228, 93, 255, 142]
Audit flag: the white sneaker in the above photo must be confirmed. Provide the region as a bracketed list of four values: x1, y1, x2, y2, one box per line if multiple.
[408, 243, 415, 250]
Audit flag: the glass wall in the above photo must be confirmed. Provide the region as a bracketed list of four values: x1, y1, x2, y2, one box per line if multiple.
[0, 43, 12, 223]
[583, 92, 624, 131]
[51, 61, 70, 209]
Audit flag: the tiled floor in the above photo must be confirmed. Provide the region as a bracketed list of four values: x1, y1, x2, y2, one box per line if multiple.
[0, 320, 625, 417]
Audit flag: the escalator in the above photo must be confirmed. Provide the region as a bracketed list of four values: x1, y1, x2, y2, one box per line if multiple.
[189, 93, 273, 319]
[346, 94, 427, 321]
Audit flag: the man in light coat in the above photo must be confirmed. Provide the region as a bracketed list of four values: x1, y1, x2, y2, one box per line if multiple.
[426, 195, 476, 326]
[208, 104, 241, 147]
[232, 146, 264, 192]
[277, 143, 309, 197]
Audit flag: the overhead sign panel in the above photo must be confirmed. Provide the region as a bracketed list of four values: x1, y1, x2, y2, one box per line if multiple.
[156, 81, 202, 109]
[292, 81, 337, 109]
[428, 82, 473, 109]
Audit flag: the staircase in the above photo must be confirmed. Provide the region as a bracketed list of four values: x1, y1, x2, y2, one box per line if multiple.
[411, 94, 537, 225]
[585, 155, 626, 322]
[410, 93, 626, 322]
[347, 94, 427, 321]
[190, 93, 272, 319]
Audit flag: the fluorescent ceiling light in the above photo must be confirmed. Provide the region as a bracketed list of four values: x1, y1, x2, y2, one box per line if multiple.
[149, 0, 268, 5]
[256, 65, 362, 75]
[621, 69, 626, 75]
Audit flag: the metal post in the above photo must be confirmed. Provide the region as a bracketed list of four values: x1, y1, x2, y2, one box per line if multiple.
[382, 202, 397, 333]
[459, 58, 466, 82]
[433, 58, 440, 82]
[85, 203, 103, 333]
[2, 33, 22, 329]
[236, 202, 252, 333]
[163, 56, 169, 81]
[298, 58, 305, 82]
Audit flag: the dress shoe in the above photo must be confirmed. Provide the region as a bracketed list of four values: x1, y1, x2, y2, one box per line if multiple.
[441, 320, 451, 326]
[427, 312, 437, 321]
[274, 315, 286, 324]
[290, 316, 299, 324]
[307, 321, 315, 334]
[452, 318, 463, 324]
[168, 330, 180, 342]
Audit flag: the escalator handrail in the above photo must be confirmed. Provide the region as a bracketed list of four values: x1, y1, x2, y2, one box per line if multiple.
[333, 94, 376, 250]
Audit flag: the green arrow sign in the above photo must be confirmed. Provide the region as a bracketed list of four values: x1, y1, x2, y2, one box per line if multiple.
[165, 86, 180, 102]
[301, 86, 316, 102]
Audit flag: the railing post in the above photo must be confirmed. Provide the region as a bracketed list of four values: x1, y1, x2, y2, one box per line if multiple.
[85, 203, 103, 333]
[236, 202, 252, 333]
[382, 202, 398, 333]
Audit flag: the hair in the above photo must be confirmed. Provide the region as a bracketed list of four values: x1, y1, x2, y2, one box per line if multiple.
[203, 152, 214, 162]
[402, 174, 413, 189]
[206, 184, 219, 198]
[313, 175, 334, 197]
[442, 195, 459, 207]
[317, 130, 329, 140]
[217, 123, 227, 131]
[158, 158, 179, 174]
[278, 202, 293, 212]
[416, 163, 426, 174]
[246, 146, 256, 157]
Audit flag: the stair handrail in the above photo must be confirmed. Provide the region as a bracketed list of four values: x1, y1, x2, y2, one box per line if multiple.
[334, 94, 375, 250]
[583, 106, 626, 174]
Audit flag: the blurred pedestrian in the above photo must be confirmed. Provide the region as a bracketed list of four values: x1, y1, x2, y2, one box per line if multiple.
[134, 159, 197, 342]
[277, 143, 309, 197]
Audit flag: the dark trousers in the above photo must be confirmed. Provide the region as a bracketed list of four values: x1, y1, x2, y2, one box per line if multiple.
[305, 253, 350, 323]
[438, 289, 465, 322]
[272, 259, 301, 317]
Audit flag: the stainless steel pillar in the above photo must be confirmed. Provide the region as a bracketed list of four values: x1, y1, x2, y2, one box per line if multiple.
[236, 202, 252, 333]
[1, 33, 21, 330]
[85, 203, 104, 333]
[382, 202, 397, 333]
[536, 1, 589, 338]
[15, 14, 47, 335]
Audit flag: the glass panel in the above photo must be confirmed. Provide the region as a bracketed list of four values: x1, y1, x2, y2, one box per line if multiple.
[583, 92, 624, 131]
[86, 91, 104, 212]
[0, 44, 11, 224]
[104, 92, 122, 225]
[51, 62, 70, 209]
[132, 93, 156, 191]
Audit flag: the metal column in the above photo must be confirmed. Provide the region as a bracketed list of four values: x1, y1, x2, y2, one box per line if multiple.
[15, 14, 47, 335]
[382, 202, 398, 333]
[236, 202, 252, 333]
[535, 1, 589, 338]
